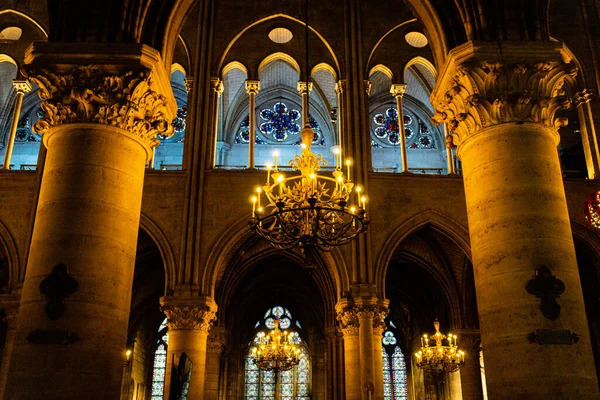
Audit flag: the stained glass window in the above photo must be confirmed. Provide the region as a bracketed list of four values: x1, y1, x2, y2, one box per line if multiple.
[152, 329, 169, 400]
[236, 104, 323, 146]
[382, 328, 408, 400]
[371, 107, 436, 149]
[244, 306, 311, 399]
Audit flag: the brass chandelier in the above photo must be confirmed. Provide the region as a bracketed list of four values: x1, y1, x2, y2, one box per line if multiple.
[583, 191, 600, 228]
[248, 0, 368, 253]
[249, 127, 368, 252]
[415, 319, 465, 374]
[251, 318, 301, 376]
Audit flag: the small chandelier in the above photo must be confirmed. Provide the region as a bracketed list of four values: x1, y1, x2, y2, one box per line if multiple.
[415, 319, 465, 374]
[583, 191, 600, 228]
[251, 318, 301, 376]
[249, 127, 368, 252]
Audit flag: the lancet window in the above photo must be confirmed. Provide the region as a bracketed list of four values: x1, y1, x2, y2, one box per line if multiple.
[244, 306, 310, 400]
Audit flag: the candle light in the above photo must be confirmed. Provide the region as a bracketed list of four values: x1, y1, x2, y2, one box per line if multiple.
[361, 196, 367, 211]
[272, 150, 280, 171]
[251, 195, 257, 215]
[345, 158, 352, 180]
[331, 146, 341, 169]
[255, 187, 262, 208]
[266, 163, 272, 184]
[355, 185, 362, 206]
[277, 174, 285, 194]
[310, 173, 316, 193]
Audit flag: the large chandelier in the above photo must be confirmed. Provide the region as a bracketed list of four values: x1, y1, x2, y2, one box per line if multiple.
[415, 319, 465, 374]
[249, 128, 368, 252]
[251, 318, 301, 376]
[583, 191, 600, 228]
[248, 0, 368, 253]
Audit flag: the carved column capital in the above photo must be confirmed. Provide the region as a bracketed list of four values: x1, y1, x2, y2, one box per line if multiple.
[453, 329, 482, 354]
[24, 65, 175, 148]
[431, 41, 579, 148]
[12, 79, 32, 94]
[390, 83, 407, 99]
[160, 296, 218, 332]
[184, 78, 194, 94]
[335, 298, 389, 337]
[335, 80, 346, 95]
[364, 80, 372, 96]
[211, 78, 224, 95]
[245, 80, 260, 95]
[574, 89, 594, 108]
[207, 326, 226, 353]
[297, 81, 313, 94]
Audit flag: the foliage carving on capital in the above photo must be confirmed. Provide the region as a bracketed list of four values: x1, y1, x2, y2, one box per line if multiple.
[25, 65, 174, 147]
[431, 58, 579, 146]
[162, 304, 217, 332]
[336, 308, 359, 337]
[574, 89, 594, 108]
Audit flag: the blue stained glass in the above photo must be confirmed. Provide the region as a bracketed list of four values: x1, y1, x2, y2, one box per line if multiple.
[151, 334, 168, 400]
[373, 107, 400, 145]
[259, 102, 301, 142]
[382, 345, 408, 400]
[404, 114, 412, 125]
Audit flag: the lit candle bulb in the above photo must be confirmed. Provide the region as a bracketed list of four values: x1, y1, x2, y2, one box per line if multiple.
[361, 196, 367, 211]
[277, 174, 285, 194]
[355, 185, 362, 206]
[345, 158, 352, 180]
[266, 163, 272, 184]
[331, 145, 341, 169]
[272, 150, 280, 171]
[251, 195, 257, 215]
[255, 186, 262, 208]
[309, 173, 316, 193]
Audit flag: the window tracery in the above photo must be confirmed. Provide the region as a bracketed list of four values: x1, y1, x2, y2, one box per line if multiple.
[382, 326, 408, 400]
[244, 306, 310, 399]
[151, 319, 169, 400]
[371, 106, 435, 149]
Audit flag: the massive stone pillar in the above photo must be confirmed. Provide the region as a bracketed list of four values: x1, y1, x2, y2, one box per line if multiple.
[337, 297, 388, 400]
[161, 296, 217, 400]
[454, 330, 483, 400]
[431, 41, 599, 399]
[4, 44, 175, 400]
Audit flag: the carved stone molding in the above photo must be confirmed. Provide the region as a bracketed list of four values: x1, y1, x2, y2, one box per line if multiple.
[297, 81, 313, 94]
[431, 42, 579, 147]
[210, 78, 223, 95]
[160, 296, 218, 332]
[574, 89, 594, 108]
[24, 65, 174, 147]
[12, 79, 32, 94]
[245, 80, 260, 95]
[207, 327, 226, 353]
[335, 80, 346, 95]
[390, 83, 407, 99]
[185, 78, 194, 94]
[453, 330, 481, 354]
[336, 308, 360, 337]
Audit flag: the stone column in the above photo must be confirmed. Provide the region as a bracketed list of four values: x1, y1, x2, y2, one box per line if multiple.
[161, 296, 217, 400]
[210, 78, 224, 168]
[443, 123, 456, 174]
[390, 84, 409, 173]
[431, 41, 599, 399]
[245, 80, 260, 169]
[297, 81, 313, 128]
[324, 327, 341, 400]
[573, 89, 600, 179]
[372, 314, 387, 400]
[3, 79, 32, 169]
[337, 298, 388, 400]
[4, 45, 176, 400]
[336, 301, 361, 400]
[0, 295, 20, 398]
[204, 326, 226, 400]
[454, 331, 483, 400]
[335, 81, 346, 150]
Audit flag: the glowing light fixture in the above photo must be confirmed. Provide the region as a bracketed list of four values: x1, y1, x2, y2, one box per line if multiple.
[415, 319, 465, 374]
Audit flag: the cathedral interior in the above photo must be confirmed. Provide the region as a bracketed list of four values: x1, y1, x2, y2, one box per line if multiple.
[1, 1, 600, 399]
